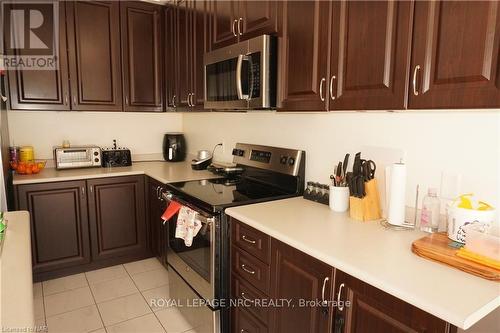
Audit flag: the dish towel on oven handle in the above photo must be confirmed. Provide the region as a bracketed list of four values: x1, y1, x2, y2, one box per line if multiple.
[161, 200, 182, 221]
[175, 206, 202, 247]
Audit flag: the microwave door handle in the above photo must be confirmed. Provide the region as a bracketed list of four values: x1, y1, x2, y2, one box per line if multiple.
[236, 55, 250, 100]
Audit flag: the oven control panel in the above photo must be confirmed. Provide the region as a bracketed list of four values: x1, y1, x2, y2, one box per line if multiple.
[232, 143, 304, 176]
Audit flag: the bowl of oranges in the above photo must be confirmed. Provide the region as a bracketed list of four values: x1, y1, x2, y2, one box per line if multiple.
[10, 160, 46, 175]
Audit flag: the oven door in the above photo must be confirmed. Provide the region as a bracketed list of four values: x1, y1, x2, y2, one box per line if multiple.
[165, 196, 218, 302]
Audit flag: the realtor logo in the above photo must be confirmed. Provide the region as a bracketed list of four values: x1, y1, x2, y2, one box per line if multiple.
[1, 1, 59, 70]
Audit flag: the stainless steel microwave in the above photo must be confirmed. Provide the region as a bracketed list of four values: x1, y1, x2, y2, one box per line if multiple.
[204, 35, 277, 110]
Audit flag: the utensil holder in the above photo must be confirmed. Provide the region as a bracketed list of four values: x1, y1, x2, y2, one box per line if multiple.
[349, 178, 382, 221]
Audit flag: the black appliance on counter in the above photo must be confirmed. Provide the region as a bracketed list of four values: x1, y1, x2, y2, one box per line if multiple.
[101, 140, 132, 167]
[160, 143, 305, 333]
[163, 133, 186, 162]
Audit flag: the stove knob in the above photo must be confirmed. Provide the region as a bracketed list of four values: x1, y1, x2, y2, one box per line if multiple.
[280, 155, 288, 165]
[238, 149, 244, 156]
[288, 157, 295, 166]
[232, 148, 239, 156]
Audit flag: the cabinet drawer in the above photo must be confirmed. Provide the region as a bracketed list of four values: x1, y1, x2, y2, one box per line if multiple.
[232, 306, 268, 333]
[232, 274, 270, 325]
[232, 246, 270, 294]
[232, 219, 271, 264]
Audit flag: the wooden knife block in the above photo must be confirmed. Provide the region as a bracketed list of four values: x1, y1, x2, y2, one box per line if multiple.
[349, 178, 382, 221]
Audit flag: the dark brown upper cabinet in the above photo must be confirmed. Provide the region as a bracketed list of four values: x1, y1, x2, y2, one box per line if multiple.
[270, 239, 334, 333]
[17, 181, 91, 275]
[208, 0, 278, 50]
[165, 5, 177, 108]
[7, 3, 70, 111]
[87, 176, 147, 261]
[329, 1, 413, 110]
[121, 1, 163, 112]
[333, 270, 456, 333]
[208, 0, 239, 50]
[66, 1, 123, 111]
[173, 1, 208, 110]
[277, 0, 331, 111]
[409, 1, 500, 109]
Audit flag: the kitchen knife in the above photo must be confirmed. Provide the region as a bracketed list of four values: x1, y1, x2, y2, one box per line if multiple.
[342, 153, 349, 178]
[353, 152, 361, 177]
[357, 176, 365, 198]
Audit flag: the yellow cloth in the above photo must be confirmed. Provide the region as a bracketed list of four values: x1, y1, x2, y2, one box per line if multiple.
[456, 248, 500, 270]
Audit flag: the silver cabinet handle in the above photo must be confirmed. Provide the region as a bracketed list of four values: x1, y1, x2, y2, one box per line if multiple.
[329, 75, 336, 100]
[412, 65, 420, 96]
[238, 18, 243, 35]
[89, 185, 93, 193]
[337, 283, 345, 311]
[172, 95, 176, 108]
[73, 95, 77, 106]
[321, 277, 329, 306]
[64, 93, 69, 105]
[81, 187, 85, 197]
[156, 185, 161, 199]
[241, 264, 255, 275]
[319, 77, 326, 101]
[187, 93, 192, 107]
[241, 235, 256, 244]
[190, 93, 195, 107]
[232, 19, 238, 37]
[125, 95, 129, 105]
[240, 292, 254, 303]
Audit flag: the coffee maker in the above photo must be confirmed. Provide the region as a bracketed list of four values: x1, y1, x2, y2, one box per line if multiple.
[163, 133, 186, 162]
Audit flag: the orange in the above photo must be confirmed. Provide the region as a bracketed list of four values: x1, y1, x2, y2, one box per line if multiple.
[31, 166, 40, 174]
[17, 165, 26, 174]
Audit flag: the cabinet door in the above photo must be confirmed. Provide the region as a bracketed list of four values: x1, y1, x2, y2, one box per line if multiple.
[87, 176, 147, 261]
[334, 270, 456, 333]
[239, 1, 278, 41]
[329, 1, 413, 110]
[270, 239, 334, 333]
[66, 1, 123, 111]
[165, 5, 177, 108]
[209, 0, 238, 50]
[7, 3, 70, 110]
[277, 1, 330, 111]
[176, 1, 192, 108]
[148, 178, 165, 259]
[17, 181, 90, 274]
[409, 1, 500, 108]
[121, 1, 163, 112]
[190, 0, 208, 109]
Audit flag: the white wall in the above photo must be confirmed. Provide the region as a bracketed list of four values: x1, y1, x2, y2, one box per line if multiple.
[7, 111, 183, 160]
[183, 111, 500, 211]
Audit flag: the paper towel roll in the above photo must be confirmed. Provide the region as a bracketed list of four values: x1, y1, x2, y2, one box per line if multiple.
[387, 162, 407, 226]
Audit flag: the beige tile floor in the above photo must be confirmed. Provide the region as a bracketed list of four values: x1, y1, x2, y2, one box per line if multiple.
[34, 257, 201, 333]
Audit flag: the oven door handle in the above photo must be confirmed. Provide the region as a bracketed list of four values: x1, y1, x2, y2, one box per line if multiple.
[161, 191, 216, 222]
[236, 54, 250, 100]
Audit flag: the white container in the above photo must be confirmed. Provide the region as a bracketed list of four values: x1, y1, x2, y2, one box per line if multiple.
[463, 224, 500, 261]
[446, 205, 496, 243]
[329, 186, 349, 212]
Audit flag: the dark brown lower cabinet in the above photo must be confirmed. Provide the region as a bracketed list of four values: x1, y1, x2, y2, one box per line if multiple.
[147, 177, 167, 262]
[16, 175, 150, 281]
[230, 219, 456, 333]
[87, 176, 147, 261]
[270, 239, 334, 333]
[17, 181, 91, 275]
[333, 270, 457, 333]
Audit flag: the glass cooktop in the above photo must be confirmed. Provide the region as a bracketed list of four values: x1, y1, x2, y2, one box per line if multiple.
[168, 177, 292, 208]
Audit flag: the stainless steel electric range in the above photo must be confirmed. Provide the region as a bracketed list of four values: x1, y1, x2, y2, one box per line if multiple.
[160, 143, 305, 333]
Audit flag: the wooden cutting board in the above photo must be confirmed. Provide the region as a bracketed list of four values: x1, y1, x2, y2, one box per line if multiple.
[411, 232, 500, 281]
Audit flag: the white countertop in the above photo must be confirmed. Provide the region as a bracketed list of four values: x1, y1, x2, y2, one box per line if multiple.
[225, 197, 500, 330]
[0, 211, 34, 331]
[13, 160, 220, 185]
